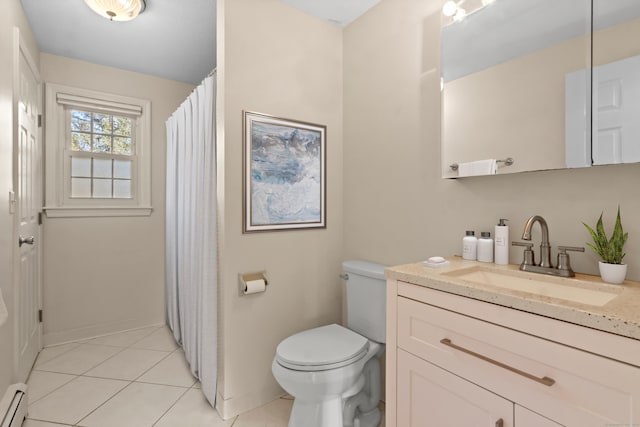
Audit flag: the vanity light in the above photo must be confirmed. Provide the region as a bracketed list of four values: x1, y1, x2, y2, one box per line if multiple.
[444, 0, 493, 21]
[443, 1, 468, 21]
[442, 1, 458, 17]
[453, 7, 467, 21]
[83, 0, 146, 22]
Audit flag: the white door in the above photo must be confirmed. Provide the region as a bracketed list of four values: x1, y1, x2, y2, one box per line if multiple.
[564, 68, 591, 168]
[593, 55, 640, 165]
[397, 349, 514, 427]
[14, 28, 43, 382]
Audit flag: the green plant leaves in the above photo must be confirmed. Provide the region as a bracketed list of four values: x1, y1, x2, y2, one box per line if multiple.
[583, 206, 627, 264]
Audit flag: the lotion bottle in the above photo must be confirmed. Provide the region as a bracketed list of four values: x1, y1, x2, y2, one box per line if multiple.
[494, 218, 509, 265]
[462, 230, 477, 260]
[477, 232, 494, 263]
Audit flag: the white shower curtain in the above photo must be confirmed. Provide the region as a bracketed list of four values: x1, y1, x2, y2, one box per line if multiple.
[165, 72, 217, 406]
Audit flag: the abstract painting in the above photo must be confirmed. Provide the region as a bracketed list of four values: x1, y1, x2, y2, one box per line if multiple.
[243, 111, 326, 232]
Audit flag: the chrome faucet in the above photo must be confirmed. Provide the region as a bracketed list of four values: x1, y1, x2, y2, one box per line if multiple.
[512, 215, 584, 278]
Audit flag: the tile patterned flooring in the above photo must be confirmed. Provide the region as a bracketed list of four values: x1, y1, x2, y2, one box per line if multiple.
[23, 325, 293, 427]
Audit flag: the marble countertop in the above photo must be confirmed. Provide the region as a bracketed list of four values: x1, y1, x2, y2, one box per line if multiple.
[385, 257, 640, 341]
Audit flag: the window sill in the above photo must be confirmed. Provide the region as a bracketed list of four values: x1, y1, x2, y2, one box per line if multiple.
[44, 206, 153, 218]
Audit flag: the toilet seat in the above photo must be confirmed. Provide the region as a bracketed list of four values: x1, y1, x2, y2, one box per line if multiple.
[275, 324, 369, 372]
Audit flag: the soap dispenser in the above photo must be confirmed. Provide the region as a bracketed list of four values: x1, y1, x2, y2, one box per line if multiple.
[494, 218, 509, 265]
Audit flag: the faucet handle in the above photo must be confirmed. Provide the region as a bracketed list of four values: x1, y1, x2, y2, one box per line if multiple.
[512, 241, 533, 249]
[512, 241, 535, 266]
[556, 246, 585, 277]
[557, 246, 585, 254]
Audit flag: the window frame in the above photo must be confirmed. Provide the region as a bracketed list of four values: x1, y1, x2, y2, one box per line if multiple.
[44, 83, 152, 217]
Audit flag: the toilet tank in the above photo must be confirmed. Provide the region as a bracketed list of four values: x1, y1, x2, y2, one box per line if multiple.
[343, 260, 387, 343]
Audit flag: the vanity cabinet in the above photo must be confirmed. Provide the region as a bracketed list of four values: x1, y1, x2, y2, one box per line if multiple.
[386, 279, 640, 427]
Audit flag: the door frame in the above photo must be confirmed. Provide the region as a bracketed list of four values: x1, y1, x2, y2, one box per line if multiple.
[12, 26, 43, 381]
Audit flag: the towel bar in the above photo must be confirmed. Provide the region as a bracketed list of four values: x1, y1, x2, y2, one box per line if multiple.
[450, 157, 514, 171]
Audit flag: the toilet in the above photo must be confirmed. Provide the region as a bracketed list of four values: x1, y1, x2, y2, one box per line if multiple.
[272, 260, 386, 427]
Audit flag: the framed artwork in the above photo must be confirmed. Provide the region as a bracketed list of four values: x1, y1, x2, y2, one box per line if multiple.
[243, 111, 326, 232]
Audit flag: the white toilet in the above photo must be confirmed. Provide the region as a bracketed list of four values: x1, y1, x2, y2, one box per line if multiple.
[272, 260, 386, 427]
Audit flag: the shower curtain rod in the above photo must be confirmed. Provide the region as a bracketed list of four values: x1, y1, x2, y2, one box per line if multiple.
[190, 69, 216, 95]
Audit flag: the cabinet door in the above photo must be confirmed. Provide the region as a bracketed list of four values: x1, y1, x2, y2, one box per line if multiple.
[397, 349, 513, 427]
[516, 406, 562, 427]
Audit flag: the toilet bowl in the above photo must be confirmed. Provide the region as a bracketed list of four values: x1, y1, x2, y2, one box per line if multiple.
[272, 261, 387, 427]
[272, 324, 384, 427]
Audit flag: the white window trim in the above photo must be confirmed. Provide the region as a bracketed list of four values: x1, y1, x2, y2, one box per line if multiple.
[44, 83, 152, 217]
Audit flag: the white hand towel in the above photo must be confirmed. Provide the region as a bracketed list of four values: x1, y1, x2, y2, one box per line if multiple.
[457, 159, 497, 177]
[0, 288, 7, 328]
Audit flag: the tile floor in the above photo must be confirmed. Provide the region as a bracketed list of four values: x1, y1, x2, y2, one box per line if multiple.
[23, 325, 293, 427]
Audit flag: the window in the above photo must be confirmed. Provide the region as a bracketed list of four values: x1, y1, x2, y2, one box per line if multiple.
[44, 84, 152, 217]
[69, 110, 135, 199]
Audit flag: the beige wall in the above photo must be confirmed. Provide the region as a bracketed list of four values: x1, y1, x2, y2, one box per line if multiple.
[343, 0, 640, 280]
[40, 54, 194, 344]
[0, 0, 40, 391]
[594, 17, 640, 66]
[217, 0, 343, 417]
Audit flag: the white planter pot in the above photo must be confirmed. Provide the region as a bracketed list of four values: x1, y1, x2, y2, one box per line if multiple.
[598, 261, 627, 284]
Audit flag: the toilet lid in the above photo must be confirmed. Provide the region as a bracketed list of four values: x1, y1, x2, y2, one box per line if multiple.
[276, 324, 369, 371]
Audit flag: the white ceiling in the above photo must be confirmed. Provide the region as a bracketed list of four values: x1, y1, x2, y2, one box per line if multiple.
[21, 0, 216, 85]
[20, 0, 381, 85]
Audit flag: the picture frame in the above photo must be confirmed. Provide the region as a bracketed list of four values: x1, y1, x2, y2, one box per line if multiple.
[243, 111, 326, 233]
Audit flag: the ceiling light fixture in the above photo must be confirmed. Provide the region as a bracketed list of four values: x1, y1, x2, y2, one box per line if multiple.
[84, 0, 146, 22]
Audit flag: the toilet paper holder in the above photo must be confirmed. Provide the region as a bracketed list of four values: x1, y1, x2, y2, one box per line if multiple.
[238, 271, 269, 296]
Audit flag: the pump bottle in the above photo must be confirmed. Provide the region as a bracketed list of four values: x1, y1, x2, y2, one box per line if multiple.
[494, 218, 509, 265]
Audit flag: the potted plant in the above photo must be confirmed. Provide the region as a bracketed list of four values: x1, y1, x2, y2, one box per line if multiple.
[583, 206, 628, 284]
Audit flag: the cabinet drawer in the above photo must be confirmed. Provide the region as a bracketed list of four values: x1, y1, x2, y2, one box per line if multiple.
[397, 296, 640, 426]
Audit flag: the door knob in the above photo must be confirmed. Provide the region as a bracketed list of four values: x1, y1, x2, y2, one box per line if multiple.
[19, 236, 35, 246]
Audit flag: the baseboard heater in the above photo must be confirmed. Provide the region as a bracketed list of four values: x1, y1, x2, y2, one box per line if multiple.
[0, 384, 27, 427]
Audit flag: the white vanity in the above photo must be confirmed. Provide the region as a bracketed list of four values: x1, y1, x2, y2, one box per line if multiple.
[385, 258, 640, 426]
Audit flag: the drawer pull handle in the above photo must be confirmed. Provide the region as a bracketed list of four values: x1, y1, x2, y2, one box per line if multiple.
[440, 338, 555, 387]
[496, 419, 504, 427]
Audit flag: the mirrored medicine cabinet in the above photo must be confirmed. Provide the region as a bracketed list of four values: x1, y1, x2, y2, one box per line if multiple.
[441, 0, 640, 178]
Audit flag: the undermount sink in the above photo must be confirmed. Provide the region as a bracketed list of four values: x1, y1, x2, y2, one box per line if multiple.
[443, 266, 623, 307]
